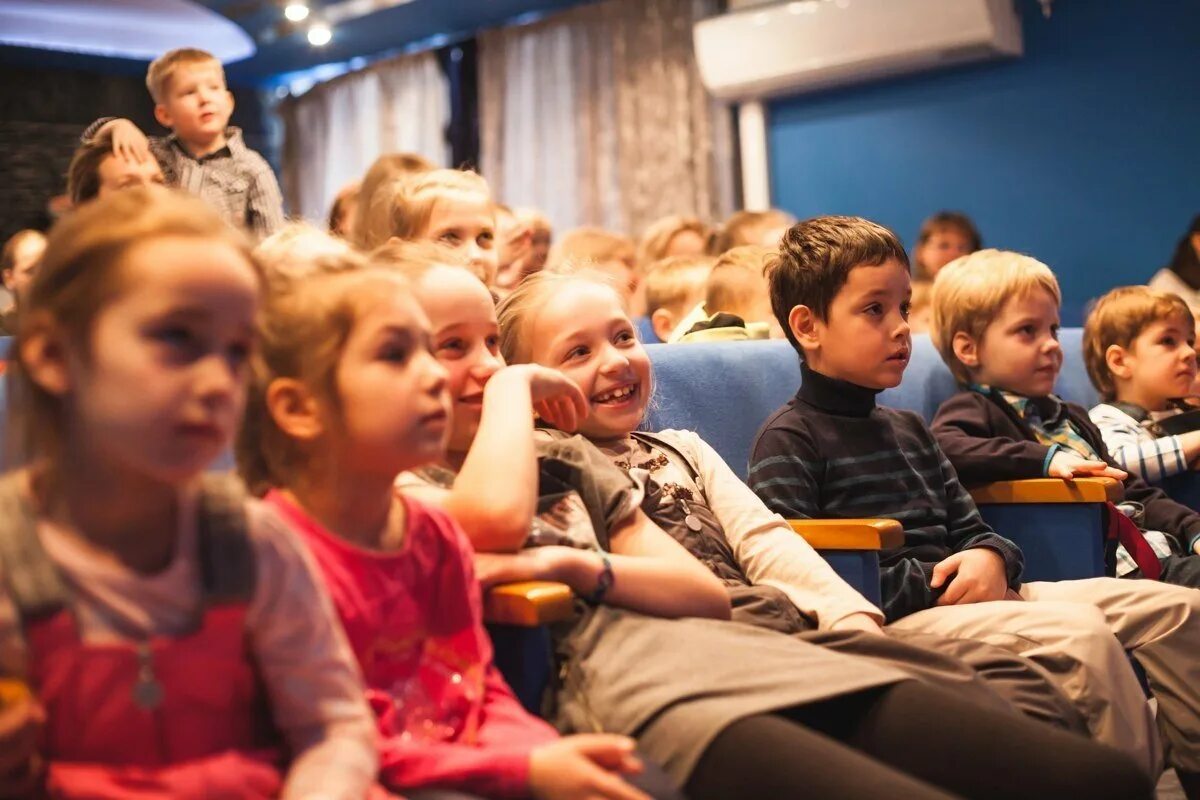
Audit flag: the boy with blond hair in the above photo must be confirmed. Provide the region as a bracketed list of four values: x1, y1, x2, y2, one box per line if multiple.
[642, 254, 714, 342]
[929, 251, 1200, 587]
[83, 47, 284, 237]
[1084, 286, 1200, 483]
[748, 217, 1200, 792]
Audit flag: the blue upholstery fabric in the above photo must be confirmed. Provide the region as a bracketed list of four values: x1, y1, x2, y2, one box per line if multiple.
[643, 330, 1111, 583]
[634, 315, 661, 345]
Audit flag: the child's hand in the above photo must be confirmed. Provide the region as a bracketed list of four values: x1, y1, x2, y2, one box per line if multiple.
[529, 734, 649, 800]
[100, 118, 152, 165]
[1047, 451, 1127, 481]
[499, 364, 588, 432]
[931, 549, 1009, 607]
[0, 685, 45, 798]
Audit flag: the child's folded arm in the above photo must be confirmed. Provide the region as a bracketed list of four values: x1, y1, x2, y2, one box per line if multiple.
[932, 393, 1053, 484]
[378, 735, 535, 798]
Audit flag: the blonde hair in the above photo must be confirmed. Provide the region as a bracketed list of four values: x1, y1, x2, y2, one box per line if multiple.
[1083, 286, 1195, 401]
[637, 215, 709, 271]
[366, 169, 492, 254]
[497, 269, 622, 366]
[7, 186, 254, 466]
[547, 228, 635, 272]
[255, 222, 353, 282]
[706, 245, 772, 318]
[930, 249, 1062, 383]
[643, 255, 714, 317]
[236, 262, 407, 495]
[328, 181, 360, 236]
[146, 47, 222, 103]
[370, 239, 475, 282]
[710, 209, 794, 255]
[352, 152, 435, 249]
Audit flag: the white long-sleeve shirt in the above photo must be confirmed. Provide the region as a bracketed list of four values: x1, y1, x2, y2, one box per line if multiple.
[1088, 402, 1190, 483]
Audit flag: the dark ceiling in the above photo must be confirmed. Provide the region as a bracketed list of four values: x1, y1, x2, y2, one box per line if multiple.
[0, 0, 592, 85]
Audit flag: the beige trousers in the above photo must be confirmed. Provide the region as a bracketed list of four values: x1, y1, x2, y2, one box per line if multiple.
[890, 577, 1200, 776]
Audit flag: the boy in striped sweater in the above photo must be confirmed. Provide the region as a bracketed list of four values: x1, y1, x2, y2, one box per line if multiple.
[1083, 286, 1200, 484]
[749, 217, 1200, 797]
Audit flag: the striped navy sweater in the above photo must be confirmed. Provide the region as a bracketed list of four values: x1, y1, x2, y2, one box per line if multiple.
[749, 364, 1023, 622]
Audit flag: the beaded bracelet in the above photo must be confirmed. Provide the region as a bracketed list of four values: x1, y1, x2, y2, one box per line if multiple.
[587, 554, 614, 605]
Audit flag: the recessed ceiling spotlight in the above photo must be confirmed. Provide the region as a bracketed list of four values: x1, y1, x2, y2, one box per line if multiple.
[307, 23, 331, 46]
[284, 3, 310, 22]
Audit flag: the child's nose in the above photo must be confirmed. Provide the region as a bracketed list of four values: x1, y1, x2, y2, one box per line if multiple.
[599, 345, 631, 373]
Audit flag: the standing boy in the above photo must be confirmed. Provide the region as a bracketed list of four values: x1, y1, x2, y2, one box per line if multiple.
[84, 48, 284, 237]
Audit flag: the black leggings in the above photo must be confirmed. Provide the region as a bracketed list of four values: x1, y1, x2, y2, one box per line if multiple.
[686, 680, 1153, 800]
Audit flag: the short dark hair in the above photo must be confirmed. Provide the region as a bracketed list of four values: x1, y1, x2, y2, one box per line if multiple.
[768, 215, 908, 356]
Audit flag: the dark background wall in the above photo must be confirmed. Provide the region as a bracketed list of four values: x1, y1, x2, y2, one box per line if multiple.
[766, 0, 1200, 324]
[0, 51, 271, 243]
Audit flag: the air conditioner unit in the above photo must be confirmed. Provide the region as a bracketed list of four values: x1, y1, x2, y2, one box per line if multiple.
[694, 0, 1023, 102]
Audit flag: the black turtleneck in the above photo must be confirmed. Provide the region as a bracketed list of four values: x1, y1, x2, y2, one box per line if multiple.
[749, 368, 1024, 623]
[796, 362, 880, 419]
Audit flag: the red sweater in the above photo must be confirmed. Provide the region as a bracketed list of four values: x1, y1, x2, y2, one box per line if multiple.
[267, 492, 558, 798]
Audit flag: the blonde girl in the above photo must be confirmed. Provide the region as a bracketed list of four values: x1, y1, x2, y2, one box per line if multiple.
[237, 252, 681, 800]
[0, 186, 376, 800]
[377, 169, 498, 286]
[403, 260, 1044, 800]
[493, 270, 1153, 800]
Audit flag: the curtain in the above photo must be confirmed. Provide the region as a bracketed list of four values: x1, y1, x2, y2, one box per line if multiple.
[478, 0, 734, 236]
[280, 50, 451, 223]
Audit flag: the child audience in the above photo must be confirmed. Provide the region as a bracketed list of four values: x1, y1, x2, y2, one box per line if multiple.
[707, 209, 794, 254]
[353, 152, 436, 250]
[0, 187, 376, 798]
[0, 231, 45, 335]
[66, 129, 167, 206]
[929, 250, 1200, 587]
[642, 255, 714, 342]
[83, 48, 284, 238]
[748, 216, 1200, 791]
[5, 57, 1198, 797]
[911, 211, 981, 280]
[676, 244, 782, 342]
[547, 228, 641, 313]
[636, 216, 709, 271]
[376, 169, 498, 286]
[1084, 286, 1200, 483]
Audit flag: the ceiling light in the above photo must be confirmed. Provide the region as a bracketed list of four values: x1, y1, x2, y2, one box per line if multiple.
[284, 3, 310, 22]
[307, 23, 331, 46]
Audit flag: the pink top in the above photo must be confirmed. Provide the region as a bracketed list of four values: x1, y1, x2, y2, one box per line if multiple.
[0, 480, 377, 800]
[267, 491, 559, 799]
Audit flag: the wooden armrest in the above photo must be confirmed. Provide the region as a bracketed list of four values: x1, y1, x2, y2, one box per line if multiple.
[484, 581, 574, 626]
[969, 478, 1123, 505]
[788, 519, 904, 550]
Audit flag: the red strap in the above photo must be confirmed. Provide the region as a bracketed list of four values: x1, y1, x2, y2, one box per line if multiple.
[1104, 502, 1162, 580]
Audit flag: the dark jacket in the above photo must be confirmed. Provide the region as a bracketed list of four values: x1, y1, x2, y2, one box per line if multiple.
[932, 388, 1200, 553]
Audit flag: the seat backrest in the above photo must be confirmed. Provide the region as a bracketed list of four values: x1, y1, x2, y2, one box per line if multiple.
[644, 328, 1099, 479]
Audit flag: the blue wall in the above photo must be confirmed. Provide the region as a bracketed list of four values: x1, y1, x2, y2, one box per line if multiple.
[767, 0, 1200, 324]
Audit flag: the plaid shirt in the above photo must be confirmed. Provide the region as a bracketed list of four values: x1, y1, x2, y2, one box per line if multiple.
[84, 119, 285, 239]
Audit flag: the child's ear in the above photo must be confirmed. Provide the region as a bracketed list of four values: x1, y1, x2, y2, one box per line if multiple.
[265, 378, 324, 442]
[225, 90, 235, 117]
[153, 104, 173, 130]
[650, 308, 676, 342]
[2, 269, 14, 292]
[951, 331, 981, 370]
[787, 304, 820, 352]
[19, 315, 72, 397]
[1105, 344, 1133, 380]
